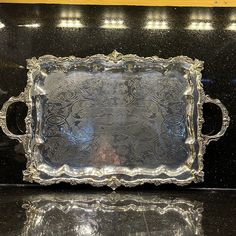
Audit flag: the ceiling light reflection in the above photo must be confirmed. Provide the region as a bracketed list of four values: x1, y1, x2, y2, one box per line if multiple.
[230, 13, 236, 21]
[101, 18, 127, 29]
[18, 23, 40, 28]
[190, 12, 212, 20]
[226, 13, 236, 31]
[187, 11, 213, 31]
[145, 20, 169, 30]
[0, 22, 5, 29]
[147, 11, 168, 20]
[226, 22, 236, 31]
[61, 10, 81, 18]
[103, 12, 124, 19]
[145, 10, 169, 30]
[57, 19, 83, 28]
[187, 21, 213, 30]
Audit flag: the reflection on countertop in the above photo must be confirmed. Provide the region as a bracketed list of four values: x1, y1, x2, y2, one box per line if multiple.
[0, 187, 235, 236]
[21, 192, 203, 236]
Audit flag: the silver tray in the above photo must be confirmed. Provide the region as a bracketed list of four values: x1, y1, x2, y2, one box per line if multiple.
[0, 51, 230, 189]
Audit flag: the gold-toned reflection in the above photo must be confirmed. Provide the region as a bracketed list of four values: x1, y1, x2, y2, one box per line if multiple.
[187, 10, 213, 31]
[101, 12, 127, 29]
[57, 9, 84, 28]
[21, 193, 203, 235]
[145, 10, 170, 30]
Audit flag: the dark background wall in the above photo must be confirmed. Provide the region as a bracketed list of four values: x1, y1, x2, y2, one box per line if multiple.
[0, 4, 235, 188]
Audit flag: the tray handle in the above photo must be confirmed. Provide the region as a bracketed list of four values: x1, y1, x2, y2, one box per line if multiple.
[202, 95, 230, 145]
[0, 92, 28, 143]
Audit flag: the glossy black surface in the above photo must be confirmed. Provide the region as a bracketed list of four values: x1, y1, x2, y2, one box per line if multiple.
[0, 187, 235, 236]
[0, 4, 235, 188]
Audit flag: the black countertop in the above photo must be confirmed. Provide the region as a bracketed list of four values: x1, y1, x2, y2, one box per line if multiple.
[0, 187, 235, 236]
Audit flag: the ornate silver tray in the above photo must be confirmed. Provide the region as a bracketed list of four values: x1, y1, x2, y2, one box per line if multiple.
[0, 51, 230, 189]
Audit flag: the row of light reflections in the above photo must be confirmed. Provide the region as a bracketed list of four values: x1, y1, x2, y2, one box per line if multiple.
[1, 11, 236, 31]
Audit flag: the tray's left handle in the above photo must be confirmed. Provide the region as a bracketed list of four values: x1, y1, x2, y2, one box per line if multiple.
[202, 95, 230, 145]
[0, 92, 28, 143]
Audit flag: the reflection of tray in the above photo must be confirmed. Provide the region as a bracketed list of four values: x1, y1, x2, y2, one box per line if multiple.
[22, 193, 203, 235]
[0, 51, 230, 189]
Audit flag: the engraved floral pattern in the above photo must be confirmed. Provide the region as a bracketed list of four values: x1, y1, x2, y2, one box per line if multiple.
[35, 60, 190, 171]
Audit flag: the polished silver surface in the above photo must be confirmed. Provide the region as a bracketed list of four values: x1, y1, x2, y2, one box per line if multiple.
[0, 51, 230, 189]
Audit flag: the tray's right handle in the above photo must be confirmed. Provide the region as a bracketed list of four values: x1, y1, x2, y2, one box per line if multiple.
[202, 95, 230, 145]
[0, 92, 28, 143]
